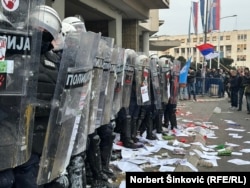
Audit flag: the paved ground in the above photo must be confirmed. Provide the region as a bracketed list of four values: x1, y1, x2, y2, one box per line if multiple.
[109, 95, 250, 186]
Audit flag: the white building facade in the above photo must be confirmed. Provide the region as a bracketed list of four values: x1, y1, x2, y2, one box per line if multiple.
[155, 29, 250, 68]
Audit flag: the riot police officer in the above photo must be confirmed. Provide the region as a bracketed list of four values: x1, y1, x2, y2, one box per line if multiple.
[62, 16, 118, 188]
[13, 5, 68, 188]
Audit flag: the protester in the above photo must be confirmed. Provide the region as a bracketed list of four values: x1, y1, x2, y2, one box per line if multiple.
[238, 69, 245, 111]
[179, 83, 188, 100]
[224, 71, 231, 101]
[242, 67, 250, 114]
[187, 67, 197, 101]
[195, 65, 203, 95]
[229, 69, 239, 110]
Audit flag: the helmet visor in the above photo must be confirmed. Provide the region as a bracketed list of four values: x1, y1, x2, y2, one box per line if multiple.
[72, 22, 86, 32]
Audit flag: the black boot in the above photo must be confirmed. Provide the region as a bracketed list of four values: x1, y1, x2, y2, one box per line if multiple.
[169, 106, 177, 130]
[163, 104, 170, 129]
[99, 127, 117, 181]
[86, 134, 119, 188]
[131, 117, 139, 143]
[155, 109, 163, 133]
[86, 134, 109, 184]
[145, 115, 157, 140]
[137, 107, 146, 136]
[121, 115, 143, 149]
[67, 153, 86, 188]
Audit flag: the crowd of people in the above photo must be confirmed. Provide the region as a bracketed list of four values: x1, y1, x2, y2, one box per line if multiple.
[178, 65, 250, 114]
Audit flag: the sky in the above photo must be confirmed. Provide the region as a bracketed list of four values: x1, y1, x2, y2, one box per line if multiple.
[156, 0, 250, 36]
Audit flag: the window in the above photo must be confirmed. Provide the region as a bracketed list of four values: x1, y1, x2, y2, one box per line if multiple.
[199, 37, 203, 42]
[226, 35, 230, 40]
[238, 34, 247, 40]
[193, 38, 197, 42]
[219, 46, 223, 51]
[237, 55, 246, 61]
[212, 36, 217, 41]
[237, 44, 246, 52]
[226, 45, 232, 51]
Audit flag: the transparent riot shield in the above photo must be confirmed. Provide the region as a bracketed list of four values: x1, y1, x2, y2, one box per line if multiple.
[71, 33, 101, 156]
[112, 48, 125, 117]
[101, 46, 119, 125]
[134, 54, 151, 106]
[122, 49, 136, 108]
[170, 60, 181, 104]
[36, 31, 101, 185]
[158, 58, 172, 104]
[0, 0, 44, 171]
[149, 56, 162, 110]
[95, 37, 114, 128]
[87, 39, 107, 135]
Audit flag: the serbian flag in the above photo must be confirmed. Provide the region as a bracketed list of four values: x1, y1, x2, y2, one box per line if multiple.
[179, 57, 192, 84]
[196, 43, 219, 60]
[208, 0, 221, 31]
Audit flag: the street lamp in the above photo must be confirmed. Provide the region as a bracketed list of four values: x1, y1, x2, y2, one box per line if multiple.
[217, 14, 237, 69]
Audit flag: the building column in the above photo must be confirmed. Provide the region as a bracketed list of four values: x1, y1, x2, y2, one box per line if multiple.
[142, 31, 150, 55]
[109, 17, 122, 47]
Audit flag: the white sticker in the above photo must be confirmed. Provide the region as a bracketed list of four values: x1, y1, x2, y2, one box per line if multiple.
[141, 85, 149, 103]
[0, 36, 7, 60]
[1, 0, 19, 12]
[7, 60, 14, 73]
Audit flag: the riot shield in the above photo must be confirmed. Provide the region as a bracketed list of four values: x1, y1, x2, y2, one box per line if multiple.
[0, 0, 44, 171]
[158, 57, 172, 104]
[71, 33, 101, 156]
[36, 31, 101, 185]
[101, 46, 119, 125]
[170, 60, 181, 104]
[95, 37, 114, 129]
[122, 49, 136, 108]
[87, 39, 106, 135]
[149, 56, 162, 110]
[112, 48, 125, 117]
[134, 54, 151, 106]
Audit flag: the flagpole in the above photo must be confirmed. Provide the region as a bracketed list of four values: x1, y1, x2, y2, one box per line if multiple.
[202, 0, 209, 96]
[188, 2, 192, 57]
